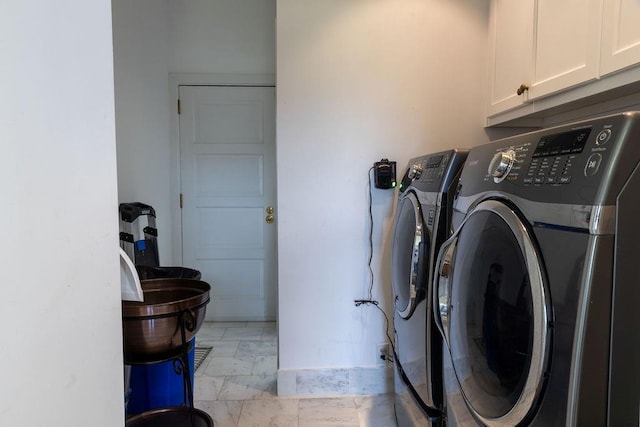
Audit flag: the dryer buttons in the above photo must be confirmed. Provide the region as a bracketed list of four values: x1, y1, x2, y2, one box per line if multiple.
[525, 154, 576, 185]
[585, 153, 603, 177]
[596, 129, 612, 145]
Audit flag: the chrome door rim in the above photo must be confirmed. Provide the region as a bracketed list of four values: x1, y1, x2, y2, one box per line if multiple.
[393, 192, 427, 319]
[443, 199, 550, 427]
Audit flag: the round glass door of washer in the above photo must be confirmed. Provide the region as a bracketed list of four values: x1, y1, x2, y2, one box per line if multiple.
[436, 199, 550, 426]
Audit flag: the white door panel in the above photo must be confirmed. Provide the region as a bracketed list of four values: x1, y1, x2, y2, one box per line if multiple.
[194, 155, 264, 197]
[195, 103, 264, 144]
[487, 0, 535, 115]
[198, 260, 265, 297]
[601, 0, 640, 75]
[179, 85, 276, 321]
[530, 0, 602, 99]
[197, 207, 264, 251]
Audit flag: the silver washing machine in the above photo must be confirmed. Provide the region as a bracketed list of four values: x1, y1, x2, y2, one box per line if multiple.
[433, 112, 640, 426]
[392, 150, 467, 426]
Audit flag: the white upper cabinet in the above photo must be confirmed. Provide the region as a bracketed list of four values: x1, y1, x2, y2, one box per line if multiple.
[486, 0, 640, 125]
[529, 0, 602, 99]
[600, 0, 640, 76]
[488, 0, 602, 117]
[487, 0, 535, 115]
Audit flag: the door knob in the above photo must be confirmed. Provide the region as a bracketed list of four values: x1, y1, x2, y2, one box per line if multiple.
[516, 84, 529, 96]
[266, 214, 275, 224]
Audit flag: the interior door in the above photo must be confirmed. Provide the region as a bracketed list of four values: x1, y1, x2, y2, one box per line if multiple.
[179, 85, 276, 321]
[435, 199, 550, 426]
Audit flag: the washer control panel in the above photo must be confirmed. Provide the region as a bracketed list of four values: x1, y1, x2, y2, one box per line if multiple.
[524, 128, 590, 185]
[481, 126, 612, 187]
[400, 151, 452, 192]
[459, 112, 640, 206]
[416, 152, 451, 183]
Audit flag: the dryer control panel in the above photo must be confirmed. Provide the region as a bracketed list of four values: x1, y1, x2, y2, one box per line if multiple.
[458, 112, 640, 206]
[488, 128, 592, 186]
[399, 151, 455, 193]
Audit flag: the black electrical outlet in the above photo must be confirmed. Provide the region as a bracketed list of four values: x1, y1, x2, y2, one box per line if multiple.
[374, 159, 397, 189]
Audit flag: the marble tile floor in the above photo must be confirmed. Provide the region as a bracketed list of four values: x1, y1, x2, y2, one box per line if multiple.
[194, 321, 397, 427]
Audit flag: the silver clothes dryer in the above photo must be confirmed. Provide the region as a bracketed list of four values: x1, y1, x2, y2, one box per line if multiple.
[392, 150, 467, 426]
[434, 112, 640, 426]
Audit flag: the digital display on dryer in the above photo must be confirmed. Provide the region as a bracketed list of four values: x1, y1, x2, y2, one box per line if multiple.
[533, 128, 591, 158]
[427, 155, 443, 167]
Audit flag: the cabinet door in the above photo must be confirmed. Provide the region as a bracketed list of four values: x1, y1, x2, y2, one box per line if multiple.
[487, 0, 535, 116]
[601, 0, 640, 76]
[528, 0, 602, 100]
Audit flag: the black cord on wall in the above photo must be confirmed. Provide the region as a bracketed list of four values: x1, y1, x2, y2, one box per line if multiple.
[354, 165, 396, 363]
[367, 166, 375, 301]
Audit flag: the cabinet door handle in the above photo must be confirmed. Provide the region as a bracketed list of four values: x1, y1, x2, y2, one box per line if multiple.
[517, 84, 530, 96]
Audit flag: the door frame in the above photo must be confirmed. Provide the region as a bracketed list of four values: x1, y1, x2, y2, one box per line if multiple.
[168, 73, 275, 264]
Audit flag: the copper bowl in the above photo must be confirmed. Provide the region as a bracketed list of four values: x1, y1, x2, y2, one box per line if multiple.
[126, 407, 213, 427]
[122, 278, 210, 363]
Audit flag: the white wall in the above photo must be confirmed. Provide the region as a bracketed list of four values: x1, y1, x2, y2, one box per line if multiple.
[112, 0, 174, 264]
[0, 1, 124, 425]
[277, 0, 490, 370]
[168, 0, 276, 74]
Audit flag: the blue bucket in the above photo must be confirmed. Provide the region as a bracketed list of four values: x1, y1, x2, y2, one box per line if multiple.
[127, 339, 196, 416]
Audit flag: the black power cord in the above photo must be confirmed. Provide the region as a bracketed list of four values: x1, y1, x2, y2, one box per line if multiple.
[366, 166, 375, 301]
[353, 166, 396, 364]
[354, 299, 396, 363]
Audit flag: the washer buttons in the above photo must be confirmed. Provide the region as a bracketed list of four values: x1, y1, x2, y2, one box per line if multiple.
[596, 129, 612, 145]
[585, 153, 603, 176]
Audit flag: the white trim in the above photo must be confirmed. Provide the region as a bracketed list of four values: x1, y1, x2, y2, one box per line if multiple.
[167, 73, 276, 264]
[170, 72, 275, 87]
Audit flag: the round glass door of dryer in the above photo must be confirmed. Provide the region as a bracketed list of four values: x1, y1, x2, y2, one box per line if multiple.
[391, 191, 430, 319]
[435, 199, 551, 426]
